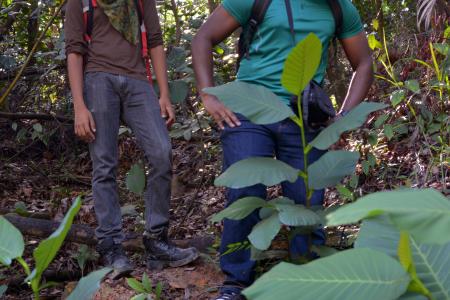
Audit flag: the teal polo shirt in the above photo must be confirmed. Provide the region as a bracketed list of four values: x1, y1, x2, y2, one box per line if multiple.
[222, 0, 364, 104]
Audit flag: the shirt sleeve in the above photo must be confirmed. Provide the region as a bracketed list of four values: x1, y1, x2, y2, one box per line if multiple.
[338, 0, 364, 39]
[143, 0, 164, 49]
[64, 0, 88, 56]
[221, 0, 254, 26]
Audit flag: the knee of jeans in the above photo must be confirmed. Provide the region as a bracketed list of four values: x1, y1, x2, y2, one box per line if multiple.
[92, 163, 117, 184]
[146, 143, 172, 171]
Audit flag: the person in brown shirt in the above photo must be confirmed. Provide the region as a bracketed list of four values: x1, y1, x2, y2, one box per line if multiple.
[65, 0, 198, 278]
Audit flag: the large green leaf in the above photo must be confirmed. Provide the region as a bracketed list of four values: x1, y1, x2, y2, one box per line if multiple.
[356, 216, 450, 300]
[215, 157, 298, 189]
[308, 150, 360, 189]
[309, 102, 388, 150]
[27, 197, 82, 289]
[67, 267, 112, 300]
[275, 203, 323, 227]
[281, 33, 322, 96]
[248, 213, 281, 250]
[126, 163, 146, 195]
[243, 248, 410, 300]
[211, 197, 269, 223]
[0, 216, 24, 266]
[203, 81, 294, 124]
[327, 188, 450, 245]
[169, 80, 189, 104]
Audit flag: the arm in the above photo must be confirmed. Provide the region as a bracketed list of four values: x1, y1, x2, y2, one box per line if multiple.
[192, 5, 241, 129]
[338, 32, 374, 115]
[67, 53, 96, 142]
[65, 0, 95, 142]
[150, 45, 175, 127]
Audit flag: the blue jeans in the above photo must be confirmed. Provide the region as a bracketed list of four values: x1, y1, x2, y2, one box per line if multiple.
[219, 114, 325, 291]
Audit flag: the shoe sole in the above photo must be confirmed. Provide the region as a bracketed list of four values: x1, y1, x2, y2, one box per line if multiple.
[147, 249, 200, 270]
[108, 266, 134, 280]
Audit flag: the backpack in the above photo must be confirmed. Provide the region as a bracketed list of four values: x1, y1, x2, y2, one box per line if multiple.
[237, 0, 343, 66]
[81, 0, 152, 81]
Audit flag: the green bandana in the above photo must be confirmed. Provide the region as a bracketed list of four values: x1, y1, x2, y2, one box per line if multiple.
[96, 0, 140, 45]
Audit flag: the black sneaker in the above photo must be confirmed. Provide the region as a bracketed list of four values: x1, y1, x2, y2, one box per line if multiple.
[143, 230, 199, 270]
[215, 291, 246, 300]
[96, 238, 133, 279]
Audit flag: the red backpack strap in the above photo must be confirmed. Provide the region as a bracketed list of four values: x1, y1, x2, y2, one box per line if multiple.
[82, 0, 97, 44]
[135, 0, 152, 82]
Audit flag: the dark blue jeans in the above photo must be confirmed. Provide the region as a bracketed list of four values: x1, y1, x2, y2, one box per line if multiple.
[219, 114, 325, 292]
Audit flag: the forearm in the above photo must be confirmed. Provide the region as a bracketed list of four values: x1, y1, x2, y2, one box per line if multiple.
[192, 34, 216, 98]
[340, 59, 374, 112]
[150, 45, 170, 98]
[67, 53, 86, 111]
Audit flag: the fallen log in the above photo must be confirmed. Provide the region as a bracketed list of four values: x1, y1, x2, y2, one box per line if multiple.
[2, 214, 214, 253]
[0, 112, 72, 123]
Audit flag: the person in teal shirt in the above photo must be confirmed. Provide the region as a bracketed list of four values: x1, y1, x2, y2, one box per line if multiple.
[192, 1, 373, 299]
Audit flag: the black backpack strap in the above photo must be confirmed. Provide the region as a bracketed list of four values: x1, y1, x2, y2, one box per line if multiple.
[326, 0, 343, 38]
[284, 0, 295, 46]
[237, 0, 272, 65]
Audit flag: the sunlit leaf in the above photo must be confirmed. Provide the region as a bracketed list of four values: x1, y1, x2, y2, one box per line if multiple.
[281, 33, 322, 96]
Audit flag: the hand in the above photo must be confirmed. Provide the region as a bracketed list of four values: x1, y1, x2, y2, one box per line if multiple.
[159, 95, 175, 127]
[74, 106, 96, 143]
[202, 94, 240, 130]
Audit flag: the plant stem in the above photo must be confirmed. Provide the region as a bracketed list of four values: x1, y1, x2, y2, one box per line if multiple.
[295, 94, 312, 207]
[16, 257, 31, 276]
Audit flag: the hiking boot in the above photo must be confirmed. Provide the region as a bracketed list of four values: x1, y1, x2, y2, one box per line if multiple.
[96, 238, 133, 279]
[215, 291, 246, 300]
[143, 230, 199, 270]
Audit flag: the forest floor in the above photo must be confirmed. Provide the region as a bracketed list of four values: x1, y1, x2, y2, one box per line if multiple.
[0, 111, 448, 299]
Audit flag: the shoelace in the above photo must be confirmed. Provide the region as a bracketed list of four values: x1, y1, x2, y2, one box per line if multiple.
[216, 293, 239, 300]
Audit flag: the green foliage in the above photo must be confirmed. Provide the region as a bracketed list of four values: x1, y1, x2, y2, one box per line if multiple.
[67, 267, 112, 300]
[0, 285, 7, 297]
[281, 33, 322, 96]
[211, 197, 269, 223]
[307, 150, 360, 189]
[203, 81, 294, 125]
[214, 157, 298, 189]
[397, 232, 431, 298]
[127, 273, 163, 300]
[326, 188, 450, 245]
[243, 248, 410, 300]
[72, 244, 97, 275]
[27, 197, 82, 296]
[0, 216, 24, 266]
[356, 216, 450, 300]
[169, 80, 189, 104]
[248, 213, 281, 250]
[309, 102, 388, 150]
[126, 163, 146, 195]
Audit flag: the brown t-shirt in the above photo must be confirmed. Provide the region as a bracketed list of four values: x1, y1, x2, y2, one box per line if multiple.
[64, 0, 163, 81]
